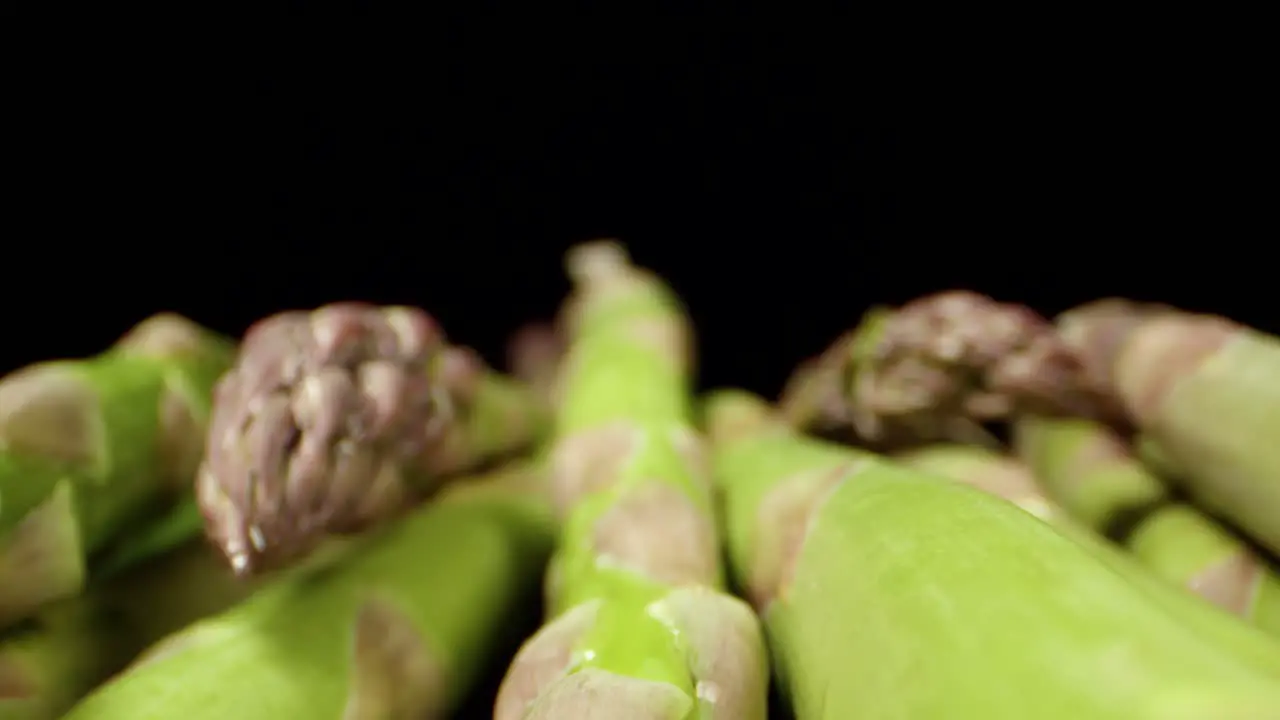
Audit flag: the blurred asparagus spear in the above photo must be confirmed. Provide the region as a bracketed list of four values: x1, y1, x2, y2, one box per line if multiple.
[494, 242, 767, 720]
[894, 440, 1280, 661]
[891, 443, 1058, 521]
[1057, 299, 1280, 557]
[783, 291, 1280, 560]
[1015, 415, 1280, 635]
[706, 390, 1280, 718]
[0, 520, 255, 720]
[196, 302, 546, 575]
[63, 460, 555, 719]
[777, 293, 1107, 448]
[0, 314, 234, 628]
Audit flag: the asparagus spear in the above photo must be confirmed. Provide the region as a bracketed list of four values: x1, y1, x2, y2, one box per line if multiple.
[196, 302, 546, 575]
[777, 293, 1107, 448]
[0, 536, 255, 720]
[787, 291, 1280, 558]
[891, 439, 1280, 661]
[891, 443, 1058, 521]
[0, 314, 234, 628]
[1015, 415, 1280, 634]
[1056, 299, 1280, 557]
[62, 460, 555, 719]
[706, 390, 1280, 718]
[494, 242, 767, 720]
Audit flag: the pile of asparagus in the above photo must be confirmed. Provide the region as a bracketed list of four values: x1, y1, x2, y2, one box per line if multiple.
[2, 243, 1279, 719]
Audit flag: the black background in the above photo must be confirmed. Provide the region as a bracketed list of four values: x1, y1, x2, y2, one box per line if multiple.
[4, 45, 1272, 401]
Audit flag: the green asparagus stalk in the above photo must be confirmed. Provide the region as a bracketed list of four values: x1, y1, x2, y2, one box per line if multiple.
[1012, 416, 1168, 532]
[889, 438, 1280, 667]
[62, 460, 555, 719]
[1056, 299, 1280, 557]
[196, 302, 546, 575]
[891, 443, 1059, 521]
[1015, 415, 1280, 635]
[494, 242, 767, 720]
[0, 535, 255, 720]
[1133, 432, 1187, 486]
[706, 389, 1280, 718]
[0, 314, 234, 628]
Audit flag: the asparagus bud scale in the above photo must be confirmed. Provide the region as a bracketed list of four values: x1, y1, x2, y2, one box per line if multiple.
[197, 302, 545, 575]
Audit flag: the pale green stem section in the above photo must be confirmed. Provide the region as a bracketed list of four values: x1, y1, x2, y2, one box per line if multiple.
[1017, 415, 1280, 636]
[0, 538, 255, 720]
[1127, 329, 1280, 557]
[706, 390, 1280, 719]
[1014, 416, 1167, 530]
[886, 437, 1280, 667]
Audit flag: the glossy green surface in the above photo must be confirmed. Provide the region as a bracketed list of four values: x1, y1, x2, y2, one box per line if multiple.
[706, 391, 1280, 719]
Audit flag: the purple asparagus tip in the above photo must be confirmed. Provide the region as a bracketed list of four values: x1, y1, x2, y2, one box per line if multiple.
[197, 303, 451, 575]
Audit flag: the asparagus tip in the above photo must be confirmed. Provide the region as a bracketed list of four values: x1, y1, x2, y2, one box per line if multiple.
[196, 303, 450, 574]
[564, 239, 631, 287]
[112, 312, 224, 360]
[861, 291, 1104, 442]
